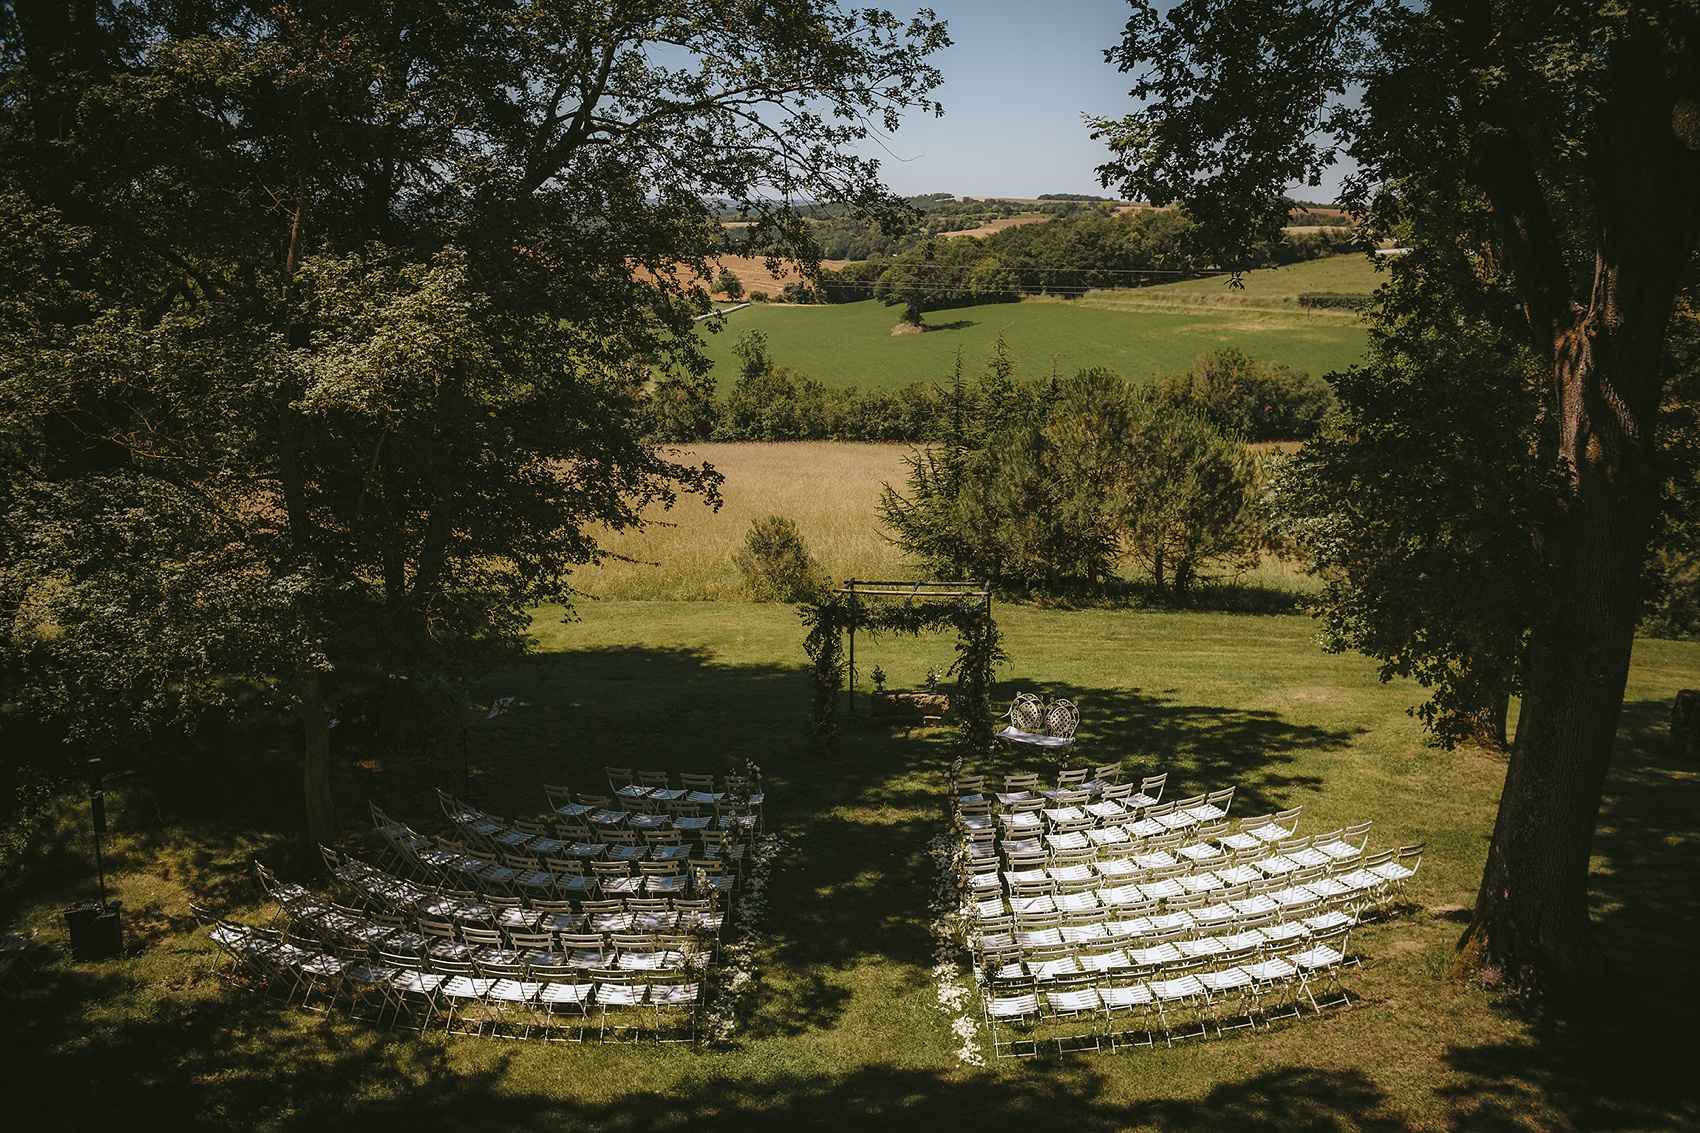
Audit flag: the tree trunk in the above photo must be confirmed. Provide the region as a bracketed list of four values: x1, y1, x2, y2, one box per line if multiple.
[299, 668, 337, 849]
[1456, 325, 1664, 996]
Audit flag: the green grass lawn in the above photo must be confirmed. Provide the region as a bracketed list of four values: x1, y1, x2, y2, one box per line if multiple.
[697, 289, 1368, 392]
[4, 598, 1696, 1132]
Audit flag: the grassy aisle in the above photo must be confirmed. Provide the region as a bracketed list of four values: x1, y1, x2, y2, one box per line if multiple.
[2, 602, 1695, 1131]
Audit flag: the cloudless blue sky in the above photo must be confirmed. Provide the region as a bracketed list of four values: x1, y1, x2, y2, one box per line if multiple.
[856, 1, 1135, 199]
[860, 1, 1351, 203]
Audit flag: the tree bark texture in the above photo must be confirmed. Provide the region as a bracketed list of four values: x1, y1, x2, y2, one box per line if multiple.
[299, 669, 337, 850]
[1452, 12, 1697, 995]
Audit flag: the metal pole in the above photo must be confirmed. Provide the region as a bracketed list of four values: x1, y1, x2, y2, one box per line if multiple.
[846, 579, 856, 715]
[86, 758, 108, 907]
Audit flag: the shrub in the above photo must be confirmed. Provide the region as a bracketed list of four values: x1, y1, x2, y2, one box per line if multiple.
[733, 515, 828, 602]
[1154, 347, 1338, 441]
[1298, 292, 1374, 310]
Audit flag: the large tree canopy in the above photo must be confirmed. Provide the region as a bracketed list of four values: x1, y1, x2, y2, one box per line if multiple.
[1097, 0, 1700, 998]
[0, 1, 947, 846]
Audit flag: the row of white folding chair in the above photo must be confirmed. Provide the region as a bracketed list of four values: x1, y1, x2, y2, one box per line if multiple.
[951, 766, 1134, 801]
[377, 949, 702, 1042]
[974, 851, 1372, 921]
[285, 863, 725, 963]
[979, 897, 1353, 964]
[200, 903, 704, 1042]
[364, 817, 740, 901]
[323, 852, 730, 943]
[988, 829, 1387, 909]
[982, 927, 1350, 1057]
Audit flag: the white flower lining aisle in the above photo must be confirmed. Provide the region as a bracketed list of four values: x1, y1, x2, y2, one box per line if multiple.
[927, 832, 987, 1067]
[702, 832, 787, 1044]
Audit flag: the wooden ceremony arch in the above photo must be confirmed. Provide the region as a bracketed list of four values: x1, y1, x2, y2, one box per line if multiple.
[801, 579, 1004, 754]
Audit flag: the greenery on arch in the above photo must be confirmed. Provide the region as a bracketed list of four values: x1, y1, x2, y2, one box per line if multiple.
[800, 588, 1006, 755]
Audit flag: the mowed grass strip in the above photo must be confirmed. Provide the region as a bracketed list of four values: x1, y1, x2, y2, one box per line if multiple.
[4, 599, 1694, 1131]
[695, 294, 1369, 391]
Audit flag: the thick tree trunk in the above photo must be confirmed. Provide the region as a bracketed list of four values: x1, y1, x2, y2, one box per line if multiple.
[1456, 333, 1664, 996]
[299, 669, 337, 849]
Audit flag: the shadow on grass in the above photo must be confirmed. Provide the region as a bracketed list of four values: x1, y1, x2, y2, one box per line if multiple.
[14, 645, 1696, 1132]
[4, 958, 1417, 1133]
[1435, 696, 1700, 1132]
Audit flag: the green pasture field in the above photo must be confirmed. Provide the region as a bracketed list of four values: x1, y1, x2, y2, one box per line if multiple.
[1082, 252, 1388, 310]
[3, 598, 1696, 1131]
[695, 277, 1369, 392]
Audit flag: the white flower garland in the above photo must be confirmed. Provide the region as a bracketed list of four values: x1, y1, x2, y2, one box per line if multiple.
[702, 832, 787, 1044]
[926, 830, 987, 1067]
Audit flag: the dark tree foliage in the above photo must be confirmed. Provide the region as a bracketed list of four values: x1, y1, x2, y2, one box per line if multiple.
[1097, 0, 1700, 996]
[879, 354, 1261, 597]
[0, 2, 947, 845]
[1273, 244, 1555, 749]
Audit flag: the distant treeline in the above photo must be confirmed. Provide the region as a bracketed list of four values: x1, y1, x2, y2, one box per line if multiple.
[643, 336, 1337, 445]
[736, 193, 1123, 262]
[754, 210, 1360, 311]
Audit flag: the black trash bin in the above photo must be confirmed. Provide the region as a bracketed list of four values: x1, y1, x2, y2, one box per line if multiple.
[63, 900, 124, 960]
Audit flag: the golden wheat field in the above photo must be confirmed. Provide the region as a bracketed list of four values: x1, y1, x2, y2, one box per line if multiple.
[570, 441, 1318, 602]
[572, 442, 916, 600]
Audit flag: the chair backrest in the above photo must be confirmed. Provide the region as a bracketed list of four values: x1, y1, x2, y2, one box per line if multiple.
[1057, 767, 1089, 788]
[1238, 812, 1272, 831]
[636, 769, 670, 789]
[1344, 820, 1373, 846]
[679, 772, 716, 791]
[951, 775, 987, 794]
[1173, 793, 1206, 811]
[1094, 762, 1121, 782]
[1274, 805, 1303, 830]
[1139, 772, 1167, 799]
[1004, 772, 1040, 791]
[420, 918, 457, 941]
[1008, 693, 1045, 732]
[604, 766, 634, 788]
[1046, 699, 1079, 739]
[1100, 782, 1134, 802]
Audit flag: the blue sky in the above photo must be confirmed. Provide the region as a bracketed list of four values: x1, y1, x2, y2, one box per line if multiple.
[863, 1, 1351, 203]
[856, 1, 1136, 199]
